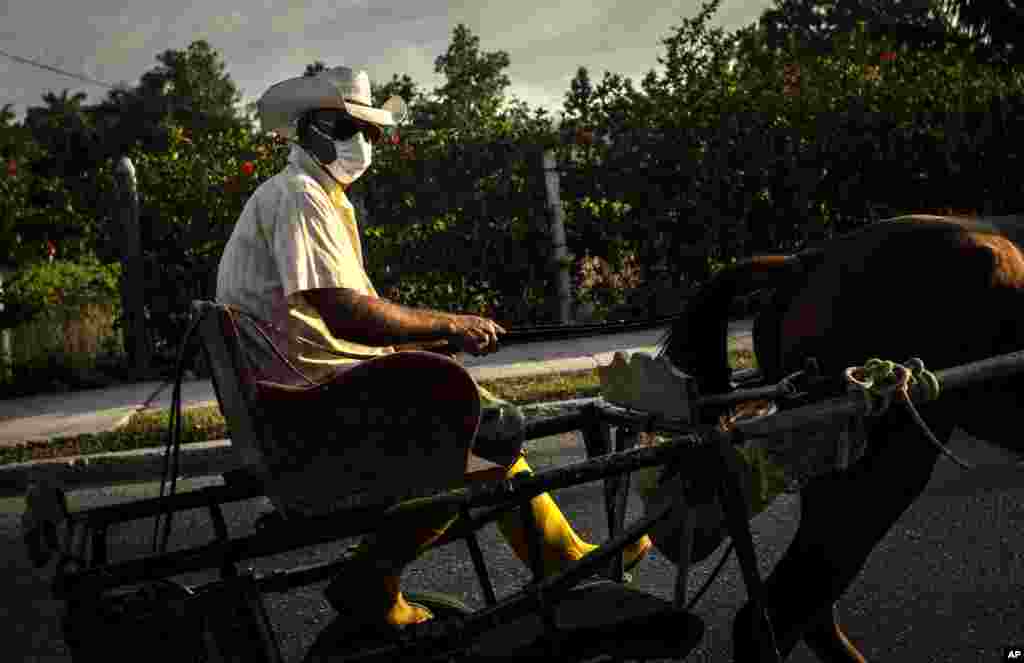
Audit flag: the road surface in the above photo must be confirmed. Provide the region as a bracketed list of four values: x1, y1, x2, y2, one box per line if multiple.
[2, 428, 1022, 662]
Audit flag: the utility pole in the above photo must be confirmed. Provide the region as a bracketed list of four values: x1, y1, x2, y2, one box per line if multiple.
[0, 266, 12, 383]
[542, 148, 572, 324]
[113, 156, 151, 375]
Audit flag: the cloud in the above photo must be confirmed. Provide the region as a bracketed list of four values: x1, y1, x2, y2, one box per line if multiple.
[247, 37, 272, 52]
[208, 11, 249, 35]
[269, 5, 309, 35]
[0, 0, 773, 121]
[265, 0, 365, 35]
[372, 42, 442, 86]
[91, 14, 165, 69]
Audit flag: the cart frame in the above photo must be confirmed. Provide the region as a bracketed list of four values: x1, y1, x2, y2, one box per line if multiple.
[33, 300, 1024, 662]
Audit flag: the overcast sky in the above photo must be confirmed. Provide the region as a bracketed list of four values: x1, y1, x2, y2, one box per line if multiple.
[1, 1, 775, 123]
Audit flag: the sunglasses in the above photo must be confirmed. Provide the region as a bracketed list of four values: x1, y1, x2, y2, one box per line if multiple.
[309, 109, 384, 145]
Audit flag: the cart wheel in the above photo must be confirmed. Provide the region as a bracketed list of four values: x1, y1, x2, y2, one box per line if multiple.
[303, 590, 473, 663]
[63, 580, 203, 663]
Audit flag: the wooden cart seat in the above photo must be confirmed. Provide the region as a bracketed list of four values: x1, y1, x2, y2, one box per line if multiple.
[191, 300, 505, 518]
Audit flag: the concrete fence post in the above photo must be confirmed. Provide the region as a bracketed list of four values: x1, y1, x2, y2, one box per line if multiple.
[113, 156, 151, 375]
[542, 148, 572, 324]
[0, 269, 11, 383]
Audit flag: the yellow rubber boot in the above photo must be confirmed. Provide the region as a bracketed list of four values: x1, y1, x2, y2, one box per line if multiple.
[325, 503, 458, 626]
[496, 455, 652, 578]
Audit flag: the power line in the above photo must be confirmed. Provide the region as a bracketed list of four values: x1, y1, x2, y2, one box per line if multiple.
[0, 47, 118, 89]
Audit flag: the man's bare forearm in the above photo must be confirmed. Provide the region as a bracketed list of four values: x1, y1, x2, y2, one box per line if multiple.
[302, 288, 456, 347]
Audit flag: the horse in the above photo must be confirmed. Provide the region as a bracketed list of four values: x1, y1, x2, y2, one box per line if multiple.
[656, 214, 1024, 661]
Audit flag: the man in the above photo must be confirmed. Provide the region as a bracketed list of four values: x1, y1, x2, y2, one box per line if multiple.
[216, 66, 650, 632]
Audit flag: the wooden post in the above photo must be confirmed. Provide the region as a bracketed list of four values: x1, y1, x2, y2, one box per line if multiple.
[0, 267, 11, 383]
[113, 156, 150, 375]
[542, 148, 572, 324]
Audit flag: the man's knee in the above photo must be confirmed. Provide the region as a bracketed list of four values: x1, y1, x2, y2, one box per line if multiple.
[474, 386, 526, 465]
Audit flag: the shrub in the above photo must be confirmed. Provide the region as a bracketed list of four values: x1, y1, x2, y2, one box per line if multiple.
[0, 254, 125, 396]
[0, 253, 121, 329]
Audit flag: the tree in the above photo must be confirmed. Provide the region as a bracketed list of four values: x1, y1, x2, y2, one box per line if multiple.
[304, 61, 328, 77]
[563, 67, 596, 128]
[93, 39, 245, 157]
[430, 23, 512, 128]
[23, 90, 98, 177]
[0, 103, 28, 160]
[140, 40, 243, 132]
[0, 104, 14, 130]
[943, 0, 1024, 66]
[644, 0, 738, 113]
[757, 0, 972, 59]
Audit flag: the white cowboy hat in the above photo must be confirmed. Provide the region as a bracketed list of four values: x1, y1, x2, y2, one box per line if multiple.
[257, 66, 408, 139]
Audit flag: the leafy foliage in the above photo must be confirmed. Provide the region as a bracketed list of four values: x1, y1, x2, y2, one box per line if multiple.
[758, 0, 969, 58]
[0, 254, 121, 329]
[944, 0, 1024, 67]
[557, 0, 1024, 289]
[100, 124, 289, 354]
[2, 9, 1024, 396]
[304, 61, 328, 77]
[0, 120, 103, 267]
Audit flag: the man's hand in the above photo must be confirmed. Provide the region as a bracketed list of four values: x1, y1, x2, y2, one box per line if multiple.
[302, 288, 506, 356]
[446, 314, 507, 356]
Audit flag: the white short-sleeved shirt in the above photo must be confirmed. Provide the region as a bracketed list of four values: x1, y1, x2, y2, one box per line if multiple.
[216, 144, 393, 379]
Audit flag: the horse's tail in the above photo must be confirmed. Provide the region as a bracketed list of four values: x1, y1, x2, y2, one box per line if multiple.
[657, 254, 806, 396]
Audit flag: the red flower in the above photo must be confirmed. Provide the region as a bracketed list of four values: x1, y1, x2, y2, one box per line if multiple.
[880, 51, 896, 63]
[389, 131, 401, 146]
[46, 240, 57, 259]
[574, 128, 595, 146]
[240, 161, 255, 177]
[782, 62, 801, 97]
[6, 159, 15, 177]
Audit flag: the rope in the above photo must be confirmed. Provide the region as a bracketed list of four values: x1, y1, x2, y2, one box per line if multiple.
[844, 358, 971, 470]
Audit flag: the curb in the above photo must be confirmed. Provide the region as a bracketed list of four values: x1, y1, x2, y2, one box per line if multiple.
[0, 399, 597, 498]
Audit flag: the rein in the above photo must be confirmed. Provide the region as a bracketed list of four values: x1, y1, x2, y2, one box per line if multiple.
[151, 311, 688, 551]
[844, 358, 972, 470]
[491, 314, 685, 347]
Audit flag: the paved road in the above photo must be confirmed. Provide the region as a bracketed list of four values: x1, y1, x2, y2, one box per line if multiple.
[3, 427, 1022, 662]
[0, 321, 755, 497]
[2, 321, 758, 447]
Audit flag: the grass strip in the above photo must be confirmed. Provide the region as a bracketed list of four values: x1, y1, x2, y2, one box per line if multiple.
[0, 349, 756, 466]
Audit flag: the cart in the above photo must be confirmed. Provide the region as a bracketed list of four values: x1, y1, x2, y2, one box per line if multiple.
[23, 300, 1024, 662]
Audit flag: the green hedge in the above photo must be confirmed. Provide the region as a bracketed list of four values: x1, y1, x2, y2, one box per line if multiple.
[0, 253, 121, 329]
[2, 11, 1023, 371]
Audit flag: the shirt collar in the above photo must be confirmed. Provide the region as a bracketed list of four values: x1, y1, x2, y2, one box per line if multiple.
[287, 143, 351, 208]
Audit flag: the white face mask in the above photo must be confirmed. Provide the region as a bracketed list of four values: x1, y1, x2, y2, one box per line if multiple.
[324, 132, 372, 184]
